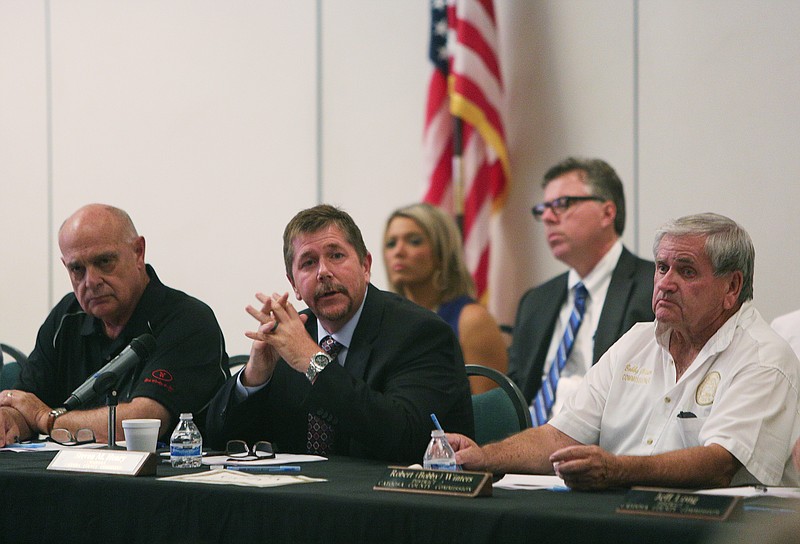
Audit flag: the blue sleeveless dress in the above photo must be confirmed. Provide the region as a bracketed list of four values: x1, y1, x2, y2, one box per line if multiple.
[436, 295, 475, 338]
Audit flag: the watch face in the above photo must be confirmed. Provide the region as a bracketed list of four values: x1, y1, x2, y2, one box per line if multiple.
[313, 354, 330, 367]
[306, 352, 331, 382]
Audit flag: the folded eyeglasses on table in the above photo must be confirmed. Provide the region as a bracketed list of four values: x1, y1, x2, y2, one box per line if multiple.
[225, 440, 275, 461]
[50, 428, 96, 446]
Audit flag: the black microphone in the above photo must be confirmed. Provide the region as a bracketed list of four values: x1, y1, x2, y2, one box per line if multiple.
[63, 333, 157, 411]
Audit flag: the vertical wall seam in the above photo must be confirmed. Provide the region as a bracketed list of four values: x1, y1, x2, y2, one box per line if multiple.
[632, 0, 640, 252]
[45, 0, 54, 308]
[315, 0, 323, 204]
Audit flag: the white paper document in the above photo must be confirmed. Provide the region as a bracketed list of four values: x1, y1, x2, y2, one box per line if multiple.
[696, 486, 800, 500]
[160, 468, 326, 488]
[202, 453, 327, 466]
[494, 473, 569, 491]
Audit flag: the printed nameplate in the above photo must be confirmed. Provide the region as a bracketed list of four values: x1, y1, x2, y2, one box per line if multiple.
[48, 449, 157, 476]
[617, 487, 741, 521]
[374, 466, 492, 498]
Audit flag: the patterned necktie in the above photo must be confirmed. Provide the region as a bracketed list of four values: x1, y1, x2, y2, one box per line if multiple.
[530, 283, 589, 427]
[306, 335, 343, 455]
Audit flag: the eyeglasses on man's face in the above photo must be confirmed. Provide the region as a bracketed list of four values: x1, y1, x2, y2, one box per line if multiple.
[531, 195, 606, 220]
[225, 440, 275, 460]
[50, 428, 96, 446]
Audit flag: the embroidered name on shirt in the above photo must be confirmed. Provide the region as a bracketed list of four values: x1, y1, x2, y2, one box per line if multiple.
[695, 371, 720, 406]
[622, 363, 653, 385]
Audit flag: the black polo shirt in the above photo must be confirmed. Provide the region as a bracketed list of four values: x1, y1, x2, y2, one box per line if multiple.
[20, 265, 229, 427]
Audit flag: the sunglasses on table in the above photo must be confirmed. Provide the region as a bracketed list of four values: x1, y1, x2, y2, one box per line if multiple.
[225, 440, 275, 461]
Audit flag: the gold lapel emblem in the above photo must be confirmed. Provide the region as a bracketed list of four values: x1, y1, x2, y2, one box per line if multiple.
[695, 371, 720, 406]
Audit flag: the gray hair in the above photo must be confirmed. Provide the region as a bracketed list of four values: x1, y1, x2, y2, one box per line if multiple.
[653, 213, 754, 303]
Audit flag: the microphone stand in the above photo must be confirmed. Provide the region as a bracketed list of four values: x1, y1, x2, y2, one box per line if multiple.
[92, 372, 121, 450]
[106, 388, 120, 449]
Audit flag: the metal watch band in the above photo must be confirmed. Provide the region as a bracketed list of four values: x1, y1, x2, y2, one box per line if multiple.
[47, 407, 68, 434]
[305, 352, 331, 383]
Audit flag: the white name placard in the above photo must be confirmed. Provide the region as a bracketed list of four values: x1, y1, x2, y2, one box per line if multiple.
[48, 449, 157, 476]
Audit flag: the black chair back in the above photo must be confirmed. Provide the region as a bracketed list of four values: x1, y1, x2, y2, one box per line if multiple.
[0, 343, 27, 390]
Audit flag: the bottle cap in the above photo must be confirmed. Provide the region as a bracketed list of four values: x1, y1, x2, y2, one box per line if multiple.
[180, 413, 193, 420]
[431, 429, 445, 437]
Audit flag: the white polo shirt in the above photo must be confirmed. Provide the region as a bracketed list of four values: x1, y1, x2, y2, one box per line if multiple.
[550, 301, 800, 486]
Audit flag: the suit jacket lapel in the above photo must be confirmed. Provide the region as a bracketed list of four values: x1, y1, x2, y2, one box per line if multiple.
[533, 277, 567, 358]
[593, 247, 636, 361]
[519, 275, 567, 399]
[340, 284, 381, 380]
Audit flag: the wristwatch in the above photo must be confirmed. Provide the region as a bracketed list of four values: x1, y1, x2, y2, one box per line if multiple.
[47, 407, 68, 434]
[305, 352, 332, 383]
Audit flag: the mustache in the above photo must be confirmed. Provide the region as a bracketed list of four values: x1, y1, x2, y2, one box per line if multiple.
[314, 282, 347, 300]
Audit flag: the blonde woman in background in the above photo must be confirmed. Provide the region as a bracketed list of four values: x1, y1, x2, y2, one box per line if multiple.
[383, 203, 507, 393]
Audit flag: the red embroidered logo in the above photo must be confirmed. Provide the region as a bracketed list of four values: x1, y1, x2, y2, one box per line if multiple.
[145, 369, 175, 392]
[151, 370, 173, 382]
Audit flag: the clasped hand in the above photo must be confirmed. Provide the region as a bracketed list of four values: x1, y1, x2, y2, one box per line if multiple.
[242, 292, 317, 385]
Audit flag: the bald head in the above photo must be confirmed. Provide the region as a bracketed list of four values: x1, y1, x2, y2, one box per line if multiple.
[59, 204, 139, 249]
[58, 204, 149, 338]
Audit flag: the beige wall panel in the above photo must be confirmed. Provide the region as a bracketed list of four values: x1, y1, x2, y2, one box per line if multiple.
[46, 1, 318, 356]
[320, 1, 430, 292]
[638, 0, 800, 321]
[490, 0, 635, 327]
[0, 1, 49, 354]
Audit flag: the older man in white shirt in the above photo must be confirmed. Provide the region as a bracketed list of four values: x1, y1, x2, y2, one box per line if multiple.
[448, 213, 800, 490]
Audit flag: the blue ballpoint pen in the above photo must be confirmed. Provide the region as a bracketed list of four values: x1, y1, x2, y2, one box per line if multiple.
[11, 442, 47, 449]
[225, 465, 301, 474]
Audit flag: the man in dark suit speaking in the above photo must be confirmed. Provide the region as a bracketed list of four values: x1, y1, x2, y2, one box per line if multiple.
[206, 205, 473, 463]
[508, 158, 654, 425]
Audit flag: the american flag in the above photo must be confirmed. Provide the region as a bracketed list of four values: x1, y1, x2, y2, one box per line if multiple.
[422, 0, 509, 301]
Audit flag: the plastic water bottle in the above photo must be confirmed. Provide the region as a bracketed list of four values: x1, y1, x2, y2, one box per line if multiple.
[170, 413, 202, 468]
[423, 429, 458, 470]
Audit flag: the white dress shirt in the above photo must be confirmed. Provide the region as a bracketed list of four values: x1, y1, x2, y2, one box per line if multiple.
[542, 240, 623, 416]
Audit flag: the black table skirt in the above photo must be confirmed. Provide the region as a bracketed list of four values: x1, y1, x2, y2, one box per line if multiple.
[0, 450, 780, 544]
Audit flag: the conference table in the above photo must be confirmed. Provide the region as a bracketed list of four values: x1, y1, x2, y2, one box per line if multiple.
[0, 449, 793, 544]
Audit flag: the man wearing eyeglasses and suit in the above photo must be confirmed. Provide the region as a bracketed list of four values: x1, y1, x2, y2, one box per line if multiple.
[508, 157, 654, 425]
